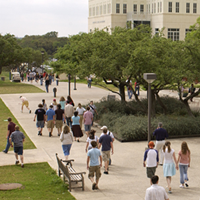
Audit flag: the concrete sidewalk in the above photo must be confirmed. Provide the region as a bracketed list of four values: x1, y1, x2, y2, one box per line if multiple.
[1, 81, 200, 200]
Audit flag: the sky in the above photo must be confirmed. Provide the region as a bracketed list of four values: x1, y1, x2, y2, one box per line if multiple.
[0, 0, 88, 38]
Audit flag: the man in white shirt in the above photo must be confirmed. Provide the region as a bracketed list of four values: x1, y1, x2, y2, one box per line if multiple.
[145, 175, 169, 200]
[19, 96, 31, 113]
[64, 100, 74, 128]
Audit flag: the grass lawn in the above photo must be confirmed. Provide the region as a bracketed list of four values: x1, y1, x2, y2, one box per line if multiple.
[0, 162, 75, 200]
[0, 98, 35, 151]
[0, 71, 44, 94]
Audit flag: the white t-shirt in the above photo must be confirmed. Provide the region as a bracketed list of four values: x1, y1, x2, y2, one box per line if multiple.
[86, 136, 99, 150]
[100, 131, 114, 139]
[21, 97, 28, 102]
[145, 184, 168, 200]
[163, 148, 174, 164]
[76, 107, 86, 115]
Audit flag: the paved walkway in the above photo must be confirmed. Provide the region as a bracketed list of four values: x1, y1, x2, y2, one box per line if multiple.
[1, 81, 200, 200]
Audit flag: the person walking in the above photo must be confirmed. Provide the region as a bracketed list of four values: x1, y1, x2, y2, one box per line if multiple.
[45, 75, 50, 93]
[87, 141, 102, 190]
[59, 96, 66, 111]
[98, 127, 113, 175]
[162, 141, 178, 193]
[85, 130, 99, 152]
[145, 175, 169, 200]
[40, 73, 43, 85]
[189, 83, 195, 102]
[52, 99, 57, 111]
[9, 125, 25, 168]
[60, 125, 73, 160]
[89, 101, 97, 126]
[76, 103, 86, 129]
[3, 117, 16, 153]
[19, 96, 31, 113]
[143, 141, 159, 180]
[100, 126, 114, 165]
[46, 105, 55, 137]
[153, 122, 168, 166]
[177, 141, 191, 188]
[71, 111, 83, 142]
[126, 79, 133, 99]
[42, 99, 47, 111]
[83, 107, 93, 137]
[33, 104, 46, 136]
[64, 100, 74, 128]
[55, 104, 65, 136]
[67, 96, 75, 106]
[56, 74, 59, 86]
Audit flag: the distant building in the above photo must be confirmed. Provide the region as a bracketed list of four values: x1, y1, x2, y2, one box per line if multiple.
[88, 0, 200, 41]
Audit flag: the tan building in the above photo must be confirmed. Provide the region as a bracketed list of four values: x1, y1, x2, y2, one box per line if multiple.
[88, 0, 200, 40]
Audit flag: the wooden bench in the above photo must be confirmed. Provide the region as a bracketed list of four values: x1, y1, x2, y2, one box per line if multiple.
[55, 153, 86, 191]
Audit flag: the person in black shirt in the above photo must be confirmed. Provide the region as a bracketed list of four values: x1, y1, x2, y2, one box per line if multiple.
[45, 75, 50, 93]
[153, 122, 169, 166]
[33, 104, 46, 136]
[55, 104, 65, 136]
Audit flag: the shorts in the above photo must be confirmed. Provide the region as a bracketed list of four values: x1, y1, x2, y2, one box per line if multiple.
[56, 120, 63, 128]
[88, 166, 101, 180]
[36, 121, 45, 128]
[84, 124, 91, 131]
[146, 167, 156, 178]
[22, 101, 29, 107]
[47, 120, 54, 129]
[62, 144, 72, 156]
[14, 146, 23, 155]
[102, 150, 110, 162]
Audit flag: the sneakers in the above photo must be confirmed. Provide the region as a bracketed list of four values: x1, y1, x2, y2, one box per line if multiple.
[29, 110, 31, 114]
[58, 133, 60, 136]
[38, 131, 41, 136]
[15, 160, 19, 165]
[2, 150, 7, 154]
[185, 182, 189, 187]
[179, 184, 184, 188]
[49, 132, 52, 137]
[92, 183, 96, 190]
[104, 171, 108, 174]
[21, 164, 24, 168]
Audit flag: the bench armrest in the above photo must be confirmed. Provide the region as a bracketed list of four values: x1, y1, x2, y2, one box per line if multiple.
[61, 159, 74, 163]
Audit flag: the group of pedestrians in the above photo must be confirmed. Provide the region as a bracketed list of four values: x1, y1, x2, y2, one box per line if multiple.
[144, 122, 191, 199]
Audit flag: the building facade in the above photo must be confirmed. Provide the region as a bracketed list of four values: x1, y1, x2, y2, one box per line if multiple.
[88, 0, 200, 40]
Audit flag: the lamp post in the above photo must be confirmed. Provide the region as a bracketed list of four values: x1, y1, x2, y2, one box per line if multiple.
[74, 75, 77, 90]
[68, 74, 71, 96]
[143, 73, 157, 144]
[41, 51, 44, 73]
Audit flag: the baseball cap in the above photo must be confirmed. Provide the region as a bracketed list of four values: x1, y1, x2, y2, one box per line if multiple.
[53, 99, 56, 101]
[101, 126, 107, 129]
[148, 141, 154, 148]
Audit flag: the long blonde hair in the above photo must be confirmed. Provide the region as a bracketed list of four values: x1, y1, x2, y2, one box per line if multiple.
[63, 125, 70, 134]
[181, 141, 190, 155]
[163, 141, 171, 153]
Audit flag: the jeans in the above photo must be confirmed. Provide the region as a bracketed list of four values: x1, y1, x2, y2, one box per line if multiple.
[66, 117, 72, 128]
[40, 78, 43, 85]
[135, 86, 140, 96]
[56, 80, 59, 86]
[45, 85, 49, 93]
[4, 137, 10, 153]
[179, 164, 189, 184]
[128, 90, 133, 99]
[88, 80, 91, 88]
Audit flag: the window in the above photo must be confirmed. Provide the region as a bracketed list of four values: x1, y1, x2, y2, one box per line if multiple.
[154, 3, 156, 13]
[186, 3, 190, 13]
[108, 4, 111, 13]
[158, 2, 159, 13]
[103, 4, 106, 14]
[89, 8, 92, 16]
[100, 5, 102, 15]
[96, 6, 99, 15]
[185, 29, 192, 36]
[93, 7, 95, 16]
[160, 1, 162, 12]
[123, 4, 127, 13]
[168, 28, 179, 41]
[133, 4, 137, 14]
[176, 2, 179, 13]
[168, 2, 172, 12]
[140, 4, 144, 13]
[193, 3, 197, 13]
[116, 3, 120, 13]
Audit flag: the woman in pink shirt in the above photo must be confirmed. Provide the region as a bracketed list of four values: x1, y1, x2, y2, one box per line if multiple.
[177, 141, 191, 188]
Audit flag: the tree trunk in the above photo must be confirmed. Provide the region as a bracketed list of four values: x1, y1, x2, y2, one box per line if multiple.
[119, 83, 125, 101]
[181, 99, 194, 117]
[155, 92, 167, 115]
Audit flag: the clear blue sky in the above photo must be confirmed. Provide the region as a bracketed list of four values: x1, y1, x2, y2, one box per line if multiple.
[0, 0, 88, 37]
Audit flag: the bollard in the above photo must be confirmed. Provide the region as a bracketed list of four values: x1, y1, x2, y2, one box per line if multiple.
[53, 87, 57, 97]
